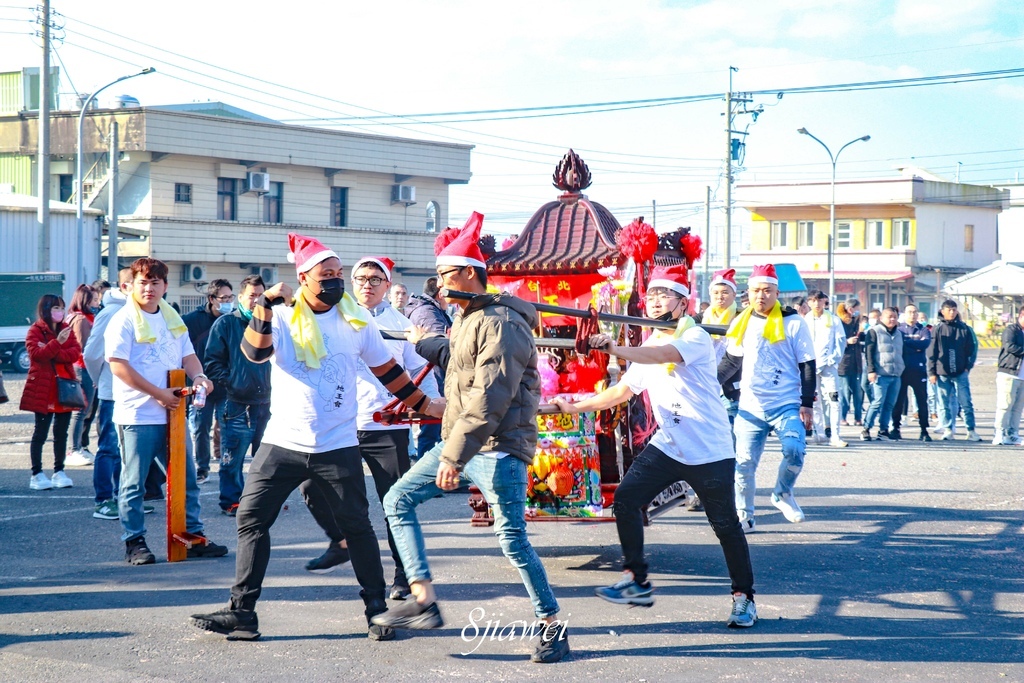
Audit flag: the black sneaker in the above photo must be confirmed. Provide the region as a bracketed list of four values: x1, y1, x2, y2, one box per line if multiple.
[365, 599, 396, 641]
[187, 538, 229, 559]
[389, 583, 412, 601]
[370, 599, 444, 630]
[889, 429, 901, 441]
[877, 429, 890, 439]
[531, 621, 570, 664]
[305, 541, 350, 574]
[824, 427, 832, 439]
[189, 607, 260, 640]
[860, 429, 872, 441]
[920, 430, 933, 442]
[125, 537, 155, 565]
[196, 469, 209, 485]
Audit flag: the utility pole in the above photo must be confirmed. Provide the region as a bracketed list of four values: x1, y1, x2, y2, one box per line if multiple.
[37, 0, 51, 274]
[724, 67, 734, 268]
[704, 185, 711, 296]
[651, 199, 656, 230]
[108, 121, 119, 275]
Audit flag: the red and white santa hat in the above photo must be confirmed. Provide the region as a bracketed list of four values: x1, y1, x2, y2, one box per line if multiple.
[435, 212, 487, 269]
[287, 233, 339, 275]
[748, 263, 779, 286]
[354, 256, 395, 281]
[710, 268, 737, 292]
[647, 263, 690, 298]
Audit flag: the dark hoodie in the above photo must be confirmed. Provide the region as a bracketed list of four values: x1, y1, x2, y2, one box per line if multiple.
[415, 292, 540, 469]
[927, 316, 977, 377]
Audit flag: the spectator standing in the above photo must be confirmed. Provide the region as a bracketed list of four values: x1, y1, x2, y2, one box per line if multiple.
[66, 284, 99, 467]
[404, 276, 453, 458]
[836, 302, 863, 426]
[105, 258, 226, 565]
[83, 268, 132, 519]
[860, 308, 881, 416]
[21, 294, 81, 490]
[803, 290, 848, 447]
[203, 275, 271, 516]
[992, 306, 1024, 445]
[862, 307, 905, 441]
[892, 303, 932, 442]
[389, 283, 410, 314]
[927, 299, 980, 441]
[183, 279, 233, 483]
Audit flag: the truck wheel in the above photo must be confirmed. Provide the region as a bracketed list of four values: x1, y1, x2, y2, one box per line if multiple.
[11, 344, 29, 373]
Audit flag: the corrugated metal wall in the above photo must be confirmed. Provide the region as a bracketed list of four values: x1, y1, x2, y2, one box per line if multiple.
[0, 71, 23, 114]
[0, 208, 102, 299]
[0, 154, 33, 194]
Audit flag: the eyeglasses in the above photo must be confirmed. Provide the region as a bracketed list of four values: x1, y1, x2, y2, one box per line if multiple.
[437, 268, 464, 279]
[353, 276, 386, 287]
[213, 294, 234, 302]
[644, 292, 681, 303]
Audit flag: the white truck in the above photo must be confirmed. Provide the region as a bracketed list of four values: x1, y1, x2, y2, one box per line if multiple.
[0, 272, 65, 373]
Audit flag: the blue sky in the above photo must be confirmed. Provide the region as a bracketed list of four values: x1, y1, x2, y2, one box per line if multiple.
[2, 0, 1022, 262]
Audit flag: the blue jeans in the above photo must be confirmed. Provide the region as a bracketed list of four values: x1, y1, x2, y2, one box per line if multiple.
[416, 422, 442, 460]
[219, 401, 271, 511]
[92, 399, 121, 503]
[72, 367, 96, 450]
[117, 423, 203, 543]
[733, 403, 806, 522]
[864, 375, 900, 432]
[838, 373, 863, 423]
[935, 374, 975, 431]
[383, 442, 560, 619]
[188, 398, 225, 472]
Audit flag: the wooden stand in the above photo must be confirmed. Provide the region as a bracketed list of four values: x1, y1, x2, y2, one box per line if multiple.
[166, 370, 207, 561]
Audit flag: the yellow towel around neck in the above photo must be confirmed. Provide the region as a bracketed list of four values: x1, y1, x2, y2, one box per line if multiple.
[652, 315, 696, 373]
[704, 301, 738, 327]
[289, 291, 370, 369]
[726, 301, 786, 345]
[129, 296, 187, 343]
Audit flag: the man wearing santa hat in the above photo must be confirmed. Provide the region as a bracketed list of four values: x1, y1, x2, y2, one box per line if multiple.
[718, 264, 817, 532]
[190, 234, 442, 642]
[551, 262, 757, 629]
[299, 255, 438, 602]
[372, 213, 570, 664]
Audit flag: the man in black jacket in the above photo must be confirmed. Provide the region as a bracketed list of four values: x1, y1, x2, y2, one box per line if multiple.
[892, 303, 932, 442]
[993, 306, 1024, 445]
[203, 275, 271, 514]
[927, 299, 980, 441]
[403, 277, 452, 458]
[183, 279, 233, 482]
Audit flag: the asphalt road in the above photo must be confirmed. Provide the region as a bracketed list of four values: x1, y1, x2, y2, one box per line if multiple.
[0, 353, 1022, 682]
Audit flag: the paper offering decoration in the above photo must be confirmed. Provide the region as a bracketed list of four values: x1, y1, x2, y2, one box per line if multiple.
[528, 399, 604, 518]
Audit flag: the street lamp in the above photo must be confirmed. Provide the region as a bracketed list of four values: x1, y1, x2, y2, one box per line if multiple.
[797, 128, 870, 304]
[76, 67, 155, 282]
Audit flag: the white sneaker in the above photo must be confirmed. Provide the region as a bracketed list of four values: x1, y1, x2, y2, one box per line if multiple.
[829, 437, 848, 448]
[51, 471, 73, 488]
[939, 429, 954, 441]
[1012, 436, 1024, 446]
[771, 492, 805, 523]
[64, 450, 92, 467]
[740, 518, 756, 534]
[811, 434, 828, 445]
[30, 472, 53, 490]
[966, 430, 982, 442]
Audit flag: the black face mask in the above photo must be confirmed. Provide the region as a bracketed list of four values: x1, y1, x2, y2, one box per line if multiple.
[654, 310, 676, 322]
[313, 277, 344, 307]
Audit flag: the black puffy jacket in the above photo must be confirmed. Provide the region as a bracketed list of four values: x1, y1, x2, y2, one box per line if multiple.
[204, 310, 271, 404]
[927, 318, 977, 377]
[998, 323, 1024, 376]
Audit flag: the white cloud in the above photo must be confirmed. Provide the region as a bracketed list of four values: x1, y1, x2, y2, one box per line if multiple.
[892, 0, 998, 35]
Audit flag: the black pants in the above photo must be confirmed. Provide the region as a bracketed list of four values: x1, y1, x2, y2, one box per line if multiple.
[613, 444, 754, 598]
[893, 369, 929, 431]
[230, 443, 386, 615]
[30, 412, 72, 475]
[301, 429, 410, 587]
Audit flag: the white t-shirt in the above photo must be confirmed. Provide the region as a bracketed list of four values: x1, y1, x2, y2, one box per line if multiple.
[106, 305, 196, 426]
[726, 311, 815, 416]
[356, 303, 438, 431]
[261, 305, 394, 453]
[621, 326, 735, 465]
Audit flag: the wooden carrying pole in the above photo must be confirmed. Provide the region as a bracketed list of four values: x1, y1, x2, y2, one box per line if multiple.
[166, 370, 210, 561]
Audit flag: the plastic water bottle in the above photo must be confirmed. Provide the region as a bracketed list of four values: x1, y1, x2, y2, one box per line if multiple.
[193, 384, 207, 408]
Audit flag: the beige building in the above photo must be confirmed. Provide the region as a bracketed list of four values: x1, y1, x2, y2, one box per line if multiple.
[737, 169, 1007, 317]
[0, 96, 472, 308]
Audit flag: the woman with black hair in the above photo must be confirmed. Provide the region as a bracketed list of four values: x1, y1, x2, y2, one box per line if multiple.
[66, 284, 99, 467]
[20, 293, 82, 490]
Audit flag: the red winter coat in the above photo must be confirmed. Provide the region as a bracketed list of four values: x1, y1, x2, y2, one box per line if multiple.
[19, 319, 82, 414]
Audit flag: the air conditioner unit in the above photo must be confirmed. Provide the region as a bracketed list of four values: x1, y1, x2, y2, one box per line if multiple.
[252, 266, 278, 283]
[392, 184, 416, 204]
[182, 263, 208, 283]
[246, 171, 271, 194]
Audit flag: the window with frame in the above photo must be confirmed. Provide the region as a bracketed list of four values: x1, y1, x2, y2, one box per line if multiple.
[264, 181, 283, 223]
[426, 200, 439, 232]
[869, 283, 885, 310]
[771, 221, 788, 247]
[217, 178, 237, 220]
[797, 220, 814, 247]
[331, 187, 348, 227]
[867, 220, 885, 248]
[58, 174, 73, 202]
[836, 221, 852, 248]
[964, 224, 974, 252]
[893, 219, 911, 247]
[174, 183, 192, 204]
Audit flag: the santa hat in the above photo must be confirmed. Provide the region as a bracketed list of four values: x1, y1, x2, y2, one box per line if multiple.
[287, 233, 339, 275]
[710, 268, 737, 292]
[354, 256, 395, 281]
[435, 212, 487, 269]
[647, 263, 690, 298]
[748, 264, 779, 286]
